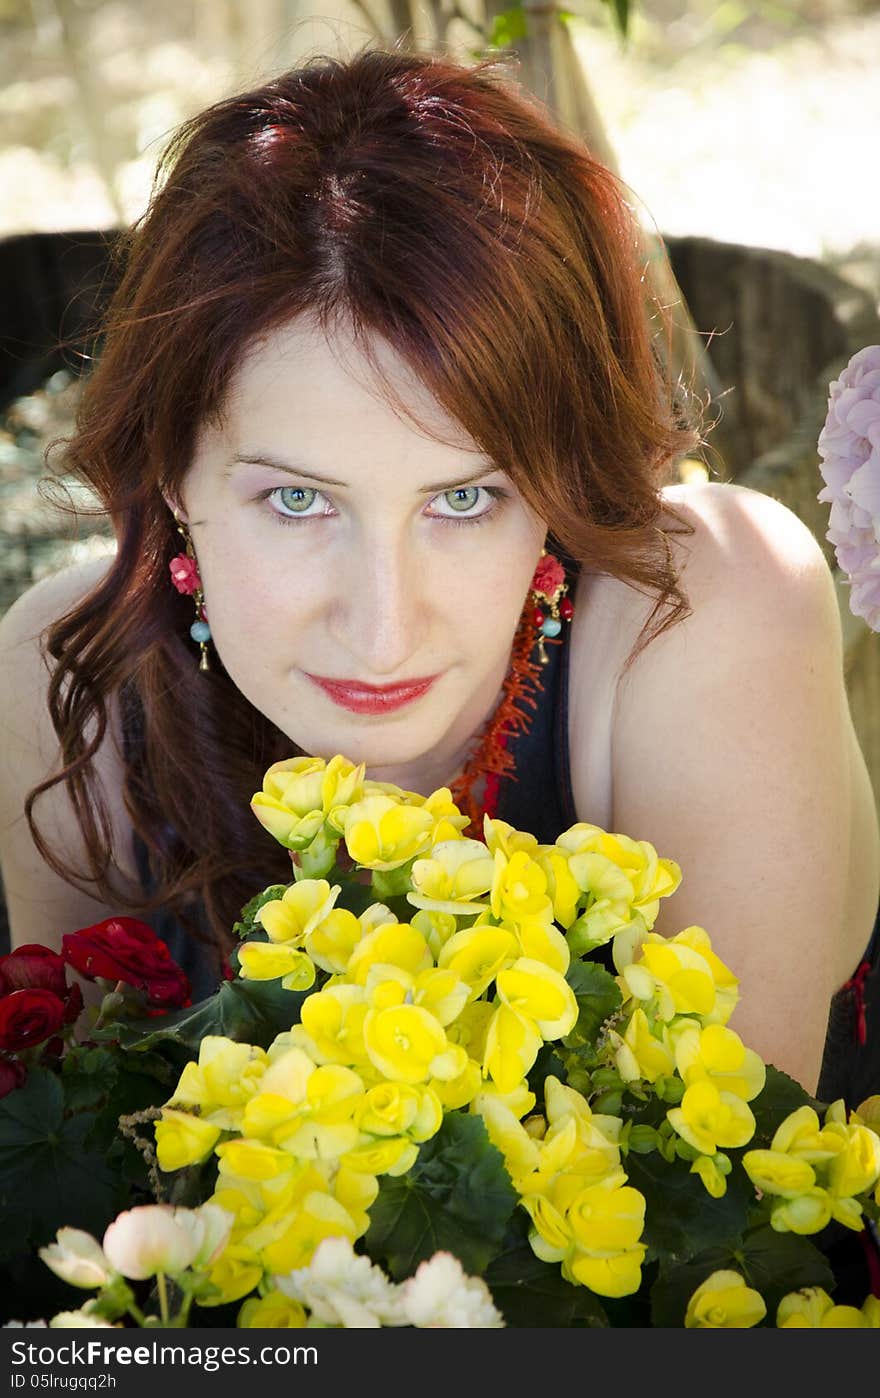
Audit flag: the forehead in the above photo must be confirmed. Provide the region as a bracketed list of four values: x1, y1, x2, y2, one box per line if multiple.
[218, 316, 476, 457]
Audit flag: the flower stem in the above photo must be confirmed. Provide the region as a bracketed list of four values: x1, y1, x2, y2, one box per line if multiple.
[156, 1272, 170, 1326]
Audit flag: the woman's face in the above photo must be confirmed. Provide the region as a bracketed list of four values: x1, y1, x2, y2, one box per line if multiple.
[178, 317, 547, 787]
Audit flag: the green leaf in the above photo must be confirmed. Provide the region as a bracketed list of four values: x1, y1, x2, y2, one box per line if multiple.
[624, 1146, 752, 1266]
[230, 884, 291, 941]
[0, 1070, 123, 1252]
[487, 5, 527, 49]
[364, 1113, 518, 1280]
[485, 1239, 609, 1327]
[602, 0, 630, 39]
[750, 1065, 820, 1144]
[650, 1224, 834, 1327]
[98, 976, 310, 1054]
[566, 959, 622, 1045]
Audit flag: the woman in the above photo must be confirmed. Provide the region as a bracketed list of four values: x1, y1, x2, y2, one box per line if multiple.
[0, 46, 877, 1112]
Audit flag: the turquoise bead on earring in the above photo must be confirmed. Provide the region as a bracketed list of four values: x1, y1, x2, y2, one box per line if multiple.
[190, 620, 211, 644]
[540, 616, 562, 638]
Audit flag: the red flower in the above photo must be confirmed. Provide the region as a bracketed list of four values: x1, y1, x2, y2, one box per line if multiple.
[0, 988, 66, 1052]
[531, 553, 566, 600]
[169, 553, 201, 596]
[0, 1056, 26, 1099]
[0, 943, 82, 1024]
[62, 917, 191, 1010]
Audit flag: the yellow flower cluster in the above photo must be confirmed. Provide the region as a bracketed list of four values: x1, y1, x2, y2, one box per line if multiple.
[475, 1076, 646, 1297]
[743, 1100, 880, 1235]
[155, 760, 694, 1305]
[151, 755, 880, 1324]
[683, 1272, 880, 1329]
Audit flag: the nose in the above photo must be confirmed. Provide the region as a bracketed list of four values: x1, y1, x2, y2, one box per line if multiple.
[328, 531, 426, 679]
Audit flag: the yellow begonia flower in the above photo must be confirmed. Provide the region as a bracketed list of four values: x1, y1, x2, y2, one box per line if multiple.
[495, 958, 579, 1039]
[862, 1295, 880, 1327]
[256, 879, 340, 946]
[671, 1022, 766, 1102]
[357, 1081, 443, 1142]
[690, 1155, 727, 1198]
[684, 1271, 767, 1328]
[238, 1290, 308, 1328]
[852, 1096, 880, 1132]
[304, 907, 363, 975]
[333, 1166, 379, 1236]
[296, 985, 370, 1068]
[429, 1058, 483, 1111]
[672, 927, 739, 1024]
[567, 1176, 646, 1255]
[490, 850, 554, 926]
[627, 937, 717, 1020]
[363, 1001, 466, 1084]
[777, 1287, 866, 1328]
[337, 794, 436, 870]
[484, 1003, 543, 1094]
[742, 1149, 816, 1198]
[201, 1245, 264, 1306]
[410, 909, 458, 960]
[408, 839, 495, 916]
[346, 923, 432, 985]
[566, 1245, 646, 1298]
[342, 1136, 419, 1176]
[667, 1080, 756, 1155]
[482, 816, 540, 860]
[770, 1105, 839, 1163]
[534, 849, 581, 930]
[612, 1007, 674, 1084]
[826, 1123, 880, 1199]
[155, 1109, 222, 1171]
[257, 1190, 361, 1275]
[514, 916, 571, 976]
[522, 1194, 572, 1257]
[216, 1139, 297, 1182]
[437, 924, 519, 999]
[237, 941, 317, 992]
[770, 1189, 832, 1235]
[169, 1037, 268, 1130]
[476, 1095, 542, 1179]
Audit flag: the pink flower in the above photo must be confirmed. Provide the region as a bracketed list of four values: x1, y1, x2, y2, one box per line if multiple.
[817, 344, 880, 631]
[169, 553, 201, 596]
[531, 553, 566, 600]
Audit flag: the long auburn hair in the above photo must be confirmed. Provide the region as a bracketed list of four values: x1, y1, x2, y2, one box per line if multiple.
[27, 45, 698, 965]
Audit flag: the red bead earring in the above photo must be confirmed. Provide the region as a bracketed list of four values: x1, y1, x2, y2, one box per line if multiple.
[530, 550, 574, 665]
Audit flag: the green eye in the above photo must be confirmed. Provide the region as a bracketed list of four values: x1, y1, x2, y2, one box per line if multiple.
[277, 486, 318, 514]
[444, 487, 481, 512]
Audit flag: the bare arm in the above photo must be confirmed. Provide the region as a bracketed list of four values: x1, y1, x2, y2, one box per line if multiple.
[607, 482, 879, 1093]
[0, 559, 136, 954]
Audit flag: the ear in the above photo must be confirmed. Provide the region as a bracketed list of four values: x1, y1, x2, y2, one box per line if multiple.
[161, 489, 188, 525]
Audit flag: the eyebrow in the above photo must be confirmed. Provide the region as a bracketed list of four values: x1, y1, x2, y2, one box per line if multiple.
[225, 451, 502, 494]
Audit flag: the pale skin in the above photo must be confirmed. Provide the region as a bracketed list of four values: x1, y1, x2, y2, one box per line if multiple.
[1, 317, 877, 1092]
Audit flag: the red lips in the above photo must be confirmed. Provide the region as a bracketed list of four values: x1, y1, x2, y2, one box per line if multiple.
[306, 673, 438, 714]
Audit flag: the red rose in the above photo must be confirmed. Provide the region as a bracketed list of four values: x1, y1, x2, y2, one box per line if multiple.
[0, 943, 83, 1024]
[62, 917, 191, 1009]
[531, 553, 566, 600]
[0, 1056, 26, 1099]
[0, 988, 66, 1052]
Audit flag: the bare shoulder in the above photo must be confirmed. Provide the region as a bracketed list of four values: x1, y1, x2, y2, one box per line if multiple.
[0, 552, 136, 952]
[656, 479, 836, 624]
[0, 553, 116, 650]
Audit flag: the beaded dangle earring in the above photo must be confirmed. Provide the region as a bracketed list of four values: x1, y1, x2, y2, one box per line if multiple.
[169, 512, 212, 672]
[530, 548, 574, 665]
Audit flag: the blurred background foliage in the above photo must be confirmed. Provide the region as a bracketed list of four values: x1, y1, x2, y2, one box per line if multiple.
[0, 0, 877, 259]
